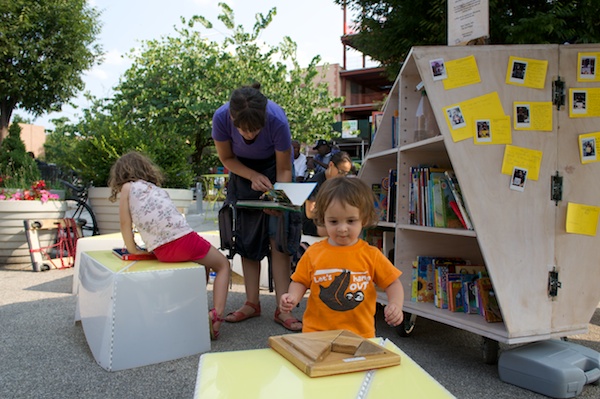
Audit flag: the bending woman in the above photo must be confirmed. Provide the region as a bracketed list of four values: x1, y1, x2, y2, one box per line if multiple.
[212, 83, 302, 332]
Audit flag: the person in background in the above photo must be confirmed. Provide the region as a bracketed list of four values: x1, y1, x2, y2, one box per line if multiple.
[212, 83, 302, 332]
[292, 140, 307, 182]
[309, 139, 333, 174]
[108, 151, 230, 340]
[280, 177, 405, 338]
[302, 151, 353, 237]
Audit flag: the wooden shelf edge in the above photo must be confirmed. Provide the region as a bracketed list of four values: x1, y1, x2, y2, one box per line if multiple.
[397, 223, 476, 237]
[399, 135, 444, 152]
[376, 292, 589, 345]
[364, 147, 398, 161]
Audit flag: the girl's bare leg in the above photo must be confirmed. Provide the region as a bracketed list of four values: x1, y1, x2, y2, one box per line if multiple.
[199, 246, 230, 333]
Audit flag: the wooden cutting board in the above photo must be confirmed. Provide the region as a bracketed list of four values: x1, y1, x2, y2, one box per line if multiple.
[268, 330, 401, 377]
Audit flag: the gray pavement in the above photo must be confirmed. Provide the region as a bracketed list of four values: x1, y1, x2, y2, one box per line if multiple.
[2, 204, 600, 398]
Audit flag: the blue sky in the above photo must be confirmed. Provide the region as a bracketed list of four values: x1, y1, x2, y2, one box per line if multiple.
[20, 0, 369, 130]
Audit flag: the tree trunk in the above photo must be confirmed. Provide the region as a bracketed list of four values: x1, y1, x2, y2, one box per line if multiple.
[0, 99, 16, 143]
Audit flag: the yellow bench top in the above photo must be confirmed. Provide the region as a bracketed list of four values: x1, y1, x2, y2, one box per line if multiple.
[83, 250, 201, 273]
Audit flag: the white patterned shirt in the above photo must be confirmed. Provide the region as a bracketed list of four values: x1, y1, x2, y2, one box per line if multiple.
[128, 180, 192, 251]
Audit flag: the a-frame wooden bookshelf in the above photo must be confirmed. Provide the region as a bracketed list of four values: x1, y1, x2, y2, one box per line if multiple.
[360, 44, 600, 346]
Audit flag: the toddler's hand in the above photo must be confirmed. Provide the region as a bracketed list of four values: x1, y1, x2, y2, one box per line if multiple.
[384, 304, 404, 327]
[279, 294, 295, 313]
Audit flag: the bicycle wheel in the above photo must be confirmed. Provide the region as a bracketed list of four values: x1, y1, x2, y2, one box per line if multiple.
[64, 198, 100, 236]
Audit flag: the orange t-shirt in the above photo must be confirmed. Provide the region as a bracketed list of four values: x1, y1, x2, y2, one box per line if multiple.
[291, 239, 402, 338]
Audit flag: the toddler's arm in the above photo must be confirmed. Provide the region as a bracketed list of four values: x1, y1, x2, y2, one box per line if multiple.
[384, 279, 405, 326]
[279, 281, 308, 312]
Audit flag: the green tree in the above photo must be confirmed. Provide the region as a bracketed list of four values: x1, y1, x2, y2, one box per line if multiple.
[0, 115, 40, 188]
[337, 0, 600, 78]
[45, 3, 343, 187]
[0, 0, 102, 141]
[109, 3, 343, 173]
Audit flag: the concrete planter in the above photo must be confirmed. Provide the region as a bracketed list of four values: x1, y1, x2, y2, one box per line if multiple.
[88, 187, 193, 235]
[0, 200, 67, 268]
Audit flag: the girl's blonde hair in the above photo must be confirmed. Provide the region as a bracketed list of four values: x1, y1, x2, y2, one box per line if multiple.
[107, 151, 164, 202]
[313, 177, 378, 228]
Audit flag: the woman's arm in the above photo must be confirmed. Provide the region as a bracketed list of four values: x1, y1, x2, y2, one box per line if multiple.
[275, 148, 293, 183]
[214, 140, 273, 192]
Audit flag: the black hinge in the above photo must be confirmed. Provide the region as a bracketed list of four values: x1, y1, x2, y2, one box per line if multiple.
[553, 77, 565, 110]
[548, 267, 562, 298]
[551, 171, 562, 206]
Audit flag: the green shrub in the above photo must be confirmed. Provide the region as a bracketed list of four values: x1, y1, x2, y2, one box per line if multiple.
[0, 120, 41, 188]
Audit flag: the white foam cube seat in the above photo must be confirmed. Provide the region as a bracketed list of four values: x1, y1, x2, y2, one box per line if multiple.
[78, 250, 210, 371]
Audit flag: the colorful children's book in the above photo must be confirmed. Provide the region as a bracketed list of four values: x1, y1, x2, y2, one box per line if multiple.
[386, 169, 398, 222]
[112, 248, 157, 261]
[236, 182, 317, 212]
[444, 171, 473, 230]
[429, 172, 447, 227]
[416, 256, 435, 303]
[477, 277, 503, 322]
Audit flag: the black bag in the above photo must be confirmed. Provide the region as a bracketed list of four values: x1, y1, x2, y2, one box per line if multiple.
[218, 203, 234, 252]
[275, 210, 302, 256]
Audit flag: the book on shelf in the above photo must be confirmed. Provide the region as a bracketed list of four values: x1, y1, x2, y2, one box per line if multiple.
[430, 171, 447, 228]
[463, 280, 479, 314]
[387, 169, 398, 223]
[408, 167, 466, 229]
[411, 259, 419, 302]
[448, 280, 465, 312]
[433, 257, 469, 309]
[363, 229, 384, 252]
[376, 180, 388, 222]
[415, 256, 435, 303]
[372, 183, 385, 222]
[236, 182, 317, 212]
[444, 171, 474, 230]
[476, 277, 503, 322]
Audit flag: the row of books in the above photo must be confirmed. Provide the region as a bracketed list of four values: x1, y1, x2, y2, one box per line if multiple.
[408, 167, 473, 230]
[372, 168, 397, 223]
[411, 256, 502, 323]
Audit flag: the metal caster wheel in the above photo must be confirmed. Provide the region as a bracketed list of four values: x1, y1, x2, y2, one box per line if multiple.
[482, 337, 499, 364]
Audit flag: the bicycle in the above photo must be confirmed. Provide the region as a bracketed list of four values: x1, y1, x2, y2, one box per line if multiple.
[60, 179, 100, 237]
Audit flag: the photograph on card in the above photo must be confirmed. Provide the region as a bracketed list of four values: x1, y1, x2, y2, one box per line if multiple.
[509, 167, 527, 192]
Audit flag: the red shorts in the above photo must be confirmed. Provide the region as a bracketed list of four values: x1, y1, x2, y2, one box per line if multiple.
[152, 232, 211, 262]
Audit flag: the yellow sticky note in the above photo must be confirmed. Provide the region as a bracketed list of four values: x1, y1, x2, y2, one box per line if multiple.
[566, 202, 600, 236]
[473, 116, 512, 145]
[577, 52, 600, 82]
[569, 88, 600, 118]
[443, 55, 481, 90]
[443, 92, 505, 142]
[579, 132, 600, 164]
[505, 56, 548, 89]
[501, 145, 543, 180]
[513, 102, 553, 131]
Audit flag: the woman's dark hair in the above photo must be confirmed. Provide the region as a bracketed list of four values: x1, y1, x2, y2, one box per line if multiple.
[229, 82, 268, 133]
[331, 151, 352, 167]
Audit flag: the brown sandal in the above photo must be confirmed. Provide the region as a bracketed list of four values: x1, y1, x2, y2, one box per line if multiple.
[225, 301, 261, 323]
[274, 308, 302, 332]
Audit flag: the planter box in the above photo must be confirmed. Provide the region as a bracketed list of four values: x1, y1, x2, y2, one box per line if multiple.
[88, 187, 193, 235]
[0, 201, 67, 268]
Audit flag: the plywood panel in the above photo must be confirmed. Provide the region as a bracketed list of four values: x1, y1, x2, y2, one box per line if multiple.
[409, 45, 559, 337]
[553, 45, 600, 332]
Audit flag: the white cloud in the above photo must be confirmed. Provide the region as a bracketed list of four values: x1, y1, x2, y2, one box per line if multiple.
[103, 49, 126, 66]
[86, 67, 108, 80]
